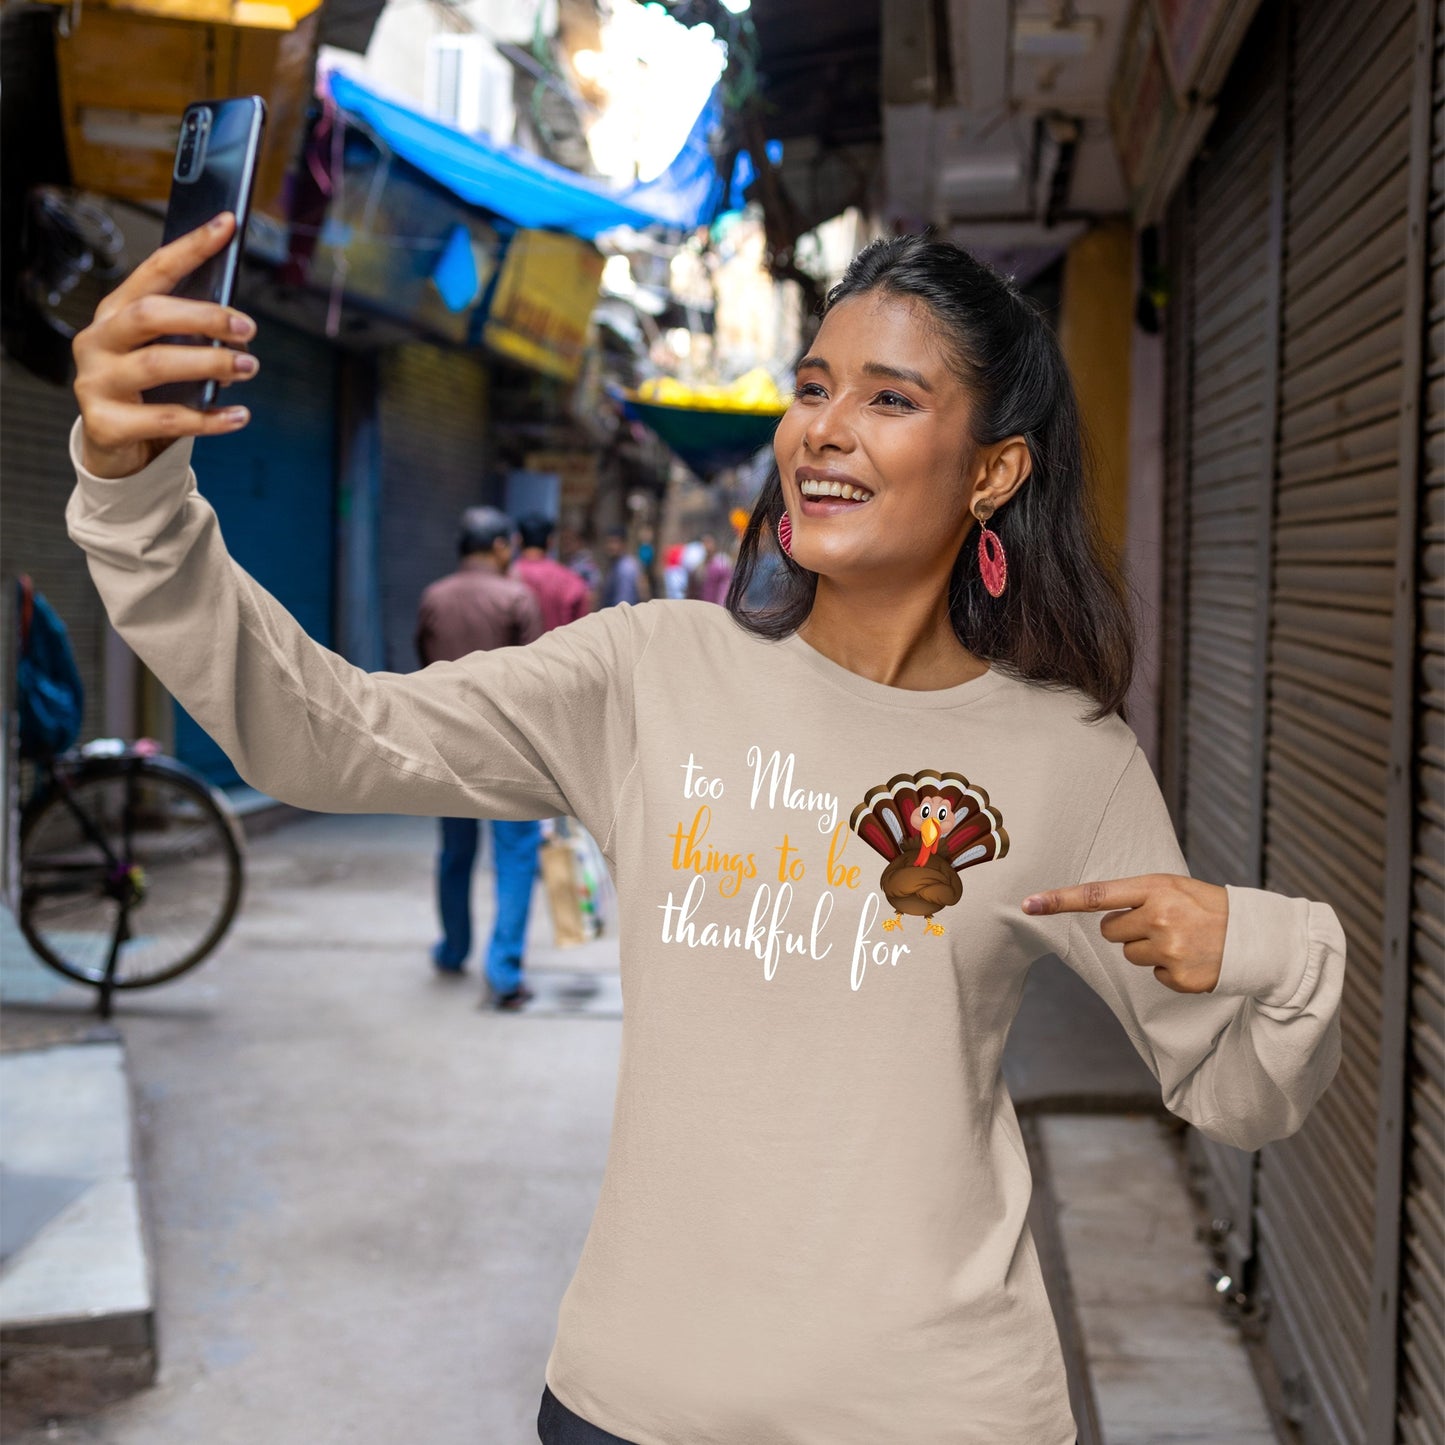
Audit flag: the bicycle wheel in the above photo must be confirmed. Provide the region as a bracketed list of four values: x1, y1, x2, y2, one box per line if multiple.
[19, 755, 244, 988]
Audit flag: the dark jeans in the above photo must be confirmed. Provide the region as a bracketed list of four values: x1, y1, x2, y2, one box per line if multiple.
[537, 1385, 1079, 1444]
[538, 1385, 637, 1444]
[434, 817, 541, 991]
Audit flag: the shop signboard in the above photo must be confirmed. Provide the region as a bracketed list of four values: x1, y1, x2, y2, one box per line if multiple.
[525, 450, 600, 509]
[1153, 0, 1267, 100]
[483, 230, 605, 384]
[1109, 0, 1265, 223]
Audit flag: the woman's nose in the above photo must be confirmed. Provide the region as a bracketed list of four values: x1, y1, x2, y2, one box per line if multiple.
[803, 398, 855, 453]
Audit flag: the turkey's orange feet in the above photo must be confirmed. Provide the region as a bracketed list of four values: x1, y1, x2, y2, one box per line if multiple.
[925, 920, 945, 937]
[882, 915, 903, 932]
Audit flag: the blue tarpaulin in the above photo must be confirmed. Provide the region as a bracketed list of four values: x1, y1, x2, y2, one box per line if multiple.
[326, 69, 725, 239]
[431, 223, 481, 311]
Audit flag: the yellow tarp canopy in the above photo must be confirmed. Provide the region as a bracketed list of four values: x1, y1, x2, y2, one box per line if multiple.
[37, 0, 321, 31]
[631, 367, 788, 417]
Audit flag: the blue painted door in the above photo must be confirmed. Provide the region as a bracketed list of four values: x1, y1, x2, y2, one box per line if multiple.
[175, 323, 337, 786]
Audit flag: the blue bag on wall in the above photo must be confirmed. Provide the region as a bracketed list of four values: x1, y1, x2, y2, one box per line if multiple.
[17, 580, 84, 759]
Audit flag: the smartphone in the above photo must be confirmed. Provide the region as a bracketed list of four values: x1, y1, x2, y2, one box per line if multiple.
[143, 96, 267, 410]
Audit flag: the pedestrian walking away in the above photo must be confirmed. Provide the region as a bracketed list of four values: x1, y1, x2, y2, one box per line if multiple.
[599, 527, 647, 608]
[512, 513, 592, 633]
[661, 542, 690, 601]
[685, 531, 734, 606]
[557, 524, 601, 611]
[415, 505, 544, 1008]
[66, 216, 1347, 1444]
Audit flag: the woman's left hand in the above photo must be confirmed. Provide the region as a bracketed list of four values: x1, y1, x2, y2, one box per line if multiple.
[1020, 875, 1229, 994]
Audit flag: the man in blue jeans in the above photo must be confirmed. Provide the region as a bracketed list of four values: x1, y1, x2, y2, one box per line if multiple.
[416, 506, 543, 1009]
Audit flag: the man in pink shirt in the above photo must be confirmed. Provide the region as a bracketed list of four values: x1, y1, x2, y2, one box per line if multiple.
[512, 514, 593, 630]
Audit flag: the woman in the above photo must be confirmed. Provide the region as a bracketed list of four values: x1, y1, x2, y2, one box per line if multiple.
[69, 218, 1345, 1445]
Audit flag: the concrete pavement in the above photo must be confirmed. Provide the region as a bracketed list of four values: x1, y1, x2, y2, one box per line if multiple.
[2, 811, 1284, 1444]
[0, 1040, 155, 1420]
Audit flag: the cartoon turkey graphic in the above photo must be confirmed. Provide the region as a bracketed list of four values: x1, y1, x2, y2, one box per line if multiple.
[849, 771, 1009, 935]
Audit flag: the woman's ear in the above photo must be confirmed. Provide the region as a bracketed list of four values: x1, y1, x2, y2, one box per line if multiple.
[971, 435, 1032, 511]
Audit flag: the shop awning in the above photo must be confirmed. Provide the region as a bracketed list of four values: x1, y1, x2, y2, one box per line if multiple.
[325, 70, 725, 240]
[621, 398, 782, 480]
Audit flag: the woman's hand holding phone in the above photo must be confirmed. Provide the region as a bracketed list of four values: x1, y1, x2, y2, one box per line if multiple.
[73, 213, 257, 479]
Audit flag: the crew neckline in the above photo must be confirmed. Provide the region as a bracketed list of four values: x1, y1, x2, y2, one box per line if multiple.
[777, 630, 1010, 711]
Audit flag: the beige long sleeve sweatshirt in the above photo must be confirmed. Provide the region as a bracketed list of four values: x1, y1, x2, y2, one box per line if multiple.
[67, 423, 1346, 1445]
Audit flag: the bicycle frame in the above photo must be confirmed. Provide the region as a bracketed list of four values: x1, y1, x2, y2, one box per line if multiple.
[11, 580, 245, 1017]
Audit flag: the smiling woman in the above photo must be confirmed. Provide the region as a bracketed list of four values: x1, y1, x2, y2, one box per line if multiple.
[731, 234, 1134, 721]
[64, 218, 1345, 1445]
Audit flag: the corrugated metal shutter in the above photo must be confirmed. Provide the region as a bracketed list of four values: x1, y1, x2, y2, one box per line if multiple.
[1170, 33, 1284, 1284]
[174, 321, 338, 785]
[1159, 201, 1190, 825]
[376, 343, 491, 672]
[1254, 0, 1416, 1439]
[1398, 5, 1444, 1441]
[0, 357, 107, 743]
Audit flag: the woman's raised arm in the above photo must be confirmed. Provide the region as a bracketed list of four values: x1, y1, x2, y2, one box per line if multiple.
[1032, 745, 1346, 1154]
[67, 218, 646, 849]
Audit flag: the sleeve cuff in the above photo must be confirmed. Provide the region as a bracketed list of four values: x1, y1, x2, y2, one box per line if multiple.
[67, 416, 196, 530]
[1211, 883, 1318, 1009]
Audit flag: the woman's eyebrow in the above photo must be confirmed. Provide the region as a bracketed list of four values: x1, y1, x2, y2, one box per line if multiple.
[862, 361, 933, 392]
[795, 356, 934, 394]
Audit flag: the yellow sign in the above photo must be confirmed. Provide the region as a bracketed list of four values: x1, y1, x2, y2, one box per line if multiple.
[525, 451, 600, 507]
[484, 230, 605, 383]
[39, 0, 322, 24]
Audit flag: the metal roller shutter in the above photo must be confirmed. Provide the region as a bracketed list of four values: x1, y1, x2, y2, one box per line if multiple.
[0, 358, 108, 744]
[376, 343, 491, 673]
[1172, 34, 1285, 1286]
[1255, 0, 1417, 1439]
[1160, 202, 1190, 826]
[1398, 4, 1444, 1441]
[174, 321, 338, 785]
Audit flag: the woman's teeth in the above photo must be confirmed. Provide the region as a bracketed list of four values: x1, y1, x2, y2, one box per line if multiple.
[799, 479, 872, 502]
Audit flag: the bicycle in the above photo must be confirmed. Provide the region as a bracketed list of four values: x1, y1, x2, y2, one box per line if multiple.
[11, 578, 245, 1017]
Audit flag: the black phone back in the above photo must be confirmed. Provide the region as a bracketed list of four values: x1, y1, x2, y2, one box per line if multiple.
[145, 96, 266, 409]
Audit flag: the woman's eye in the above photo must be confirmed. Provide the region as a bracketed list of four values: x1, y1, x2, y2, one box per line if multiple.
[875, 391, 916, 410]
[795, 382, 827, 400]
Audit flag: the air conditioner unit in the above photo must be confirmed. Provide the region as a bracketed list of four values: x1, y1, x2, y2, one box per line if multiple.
[424, 35, 514, 142]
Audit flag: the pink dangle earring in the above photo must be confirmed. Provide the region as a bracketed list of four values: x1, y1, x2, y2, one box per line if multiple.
[777, 509, 794, 558]
[975, 502, 1007, 597]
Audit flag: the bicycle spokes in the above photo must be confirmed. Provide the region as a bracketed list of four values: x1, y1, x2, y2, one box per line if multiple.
[19, 762, 242, 990]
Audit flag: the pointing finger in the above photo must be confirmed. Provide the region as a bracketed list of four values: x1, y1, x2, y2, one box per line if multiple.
[1022, 877, 1154, 916]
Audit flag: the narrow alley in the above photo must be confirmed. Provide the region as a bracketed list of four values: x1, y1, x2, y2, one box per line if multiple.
[7, 810, 1282, 1444]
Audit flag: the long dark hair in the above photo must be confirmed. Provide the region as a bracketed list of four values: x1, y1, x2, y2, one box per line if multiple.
[726, 234, 1135, 722]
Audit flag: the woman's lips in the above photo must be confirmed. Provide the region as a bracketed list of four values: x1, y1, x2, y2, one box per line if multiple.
[794, 475, 874, 519]
[798, 494, 870, 518]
